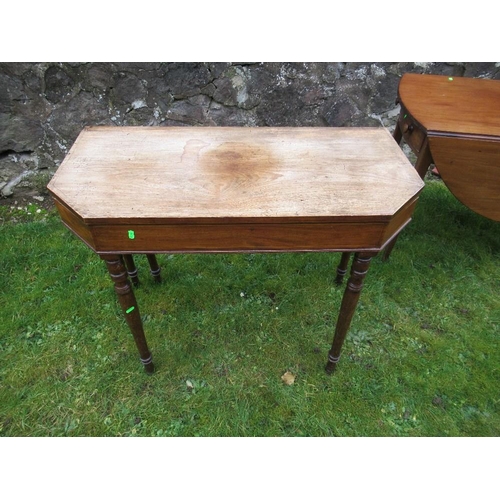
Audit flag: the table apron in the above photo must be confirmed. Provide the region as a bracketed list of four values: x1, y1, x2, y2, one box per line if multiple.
[90, 221, 390, 253]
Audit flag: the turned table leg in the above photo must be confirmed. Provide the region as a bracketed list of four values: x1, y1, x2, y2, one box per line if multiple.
[102, 255, 154, 374]
[122, 254, 140, 287]
[413, 137, 433, 180]
[146, 254, 162, 283]
[393, 118, 403, 145]
[335, 252, 351, 285]
[326, 252, 375, 374]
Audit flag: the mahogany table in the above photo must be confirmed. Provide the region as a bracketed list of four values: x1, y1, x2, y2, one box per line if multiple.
[392, 73, 500, 221]
[47, 126, 424, 374]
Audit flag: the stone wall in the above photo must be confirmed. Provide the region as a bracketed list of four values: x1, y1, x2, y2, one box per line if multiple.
[1, 62, 498, 201]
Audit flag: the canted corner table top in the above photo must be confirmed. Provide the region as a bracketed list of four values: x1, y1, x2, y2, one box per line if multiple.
[47, 125, 425, 374]
[48, 126, 423, 225]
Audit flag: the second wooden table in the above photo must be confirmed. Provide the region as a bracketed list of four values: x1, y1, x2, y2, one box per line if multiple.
[393, 73, 500, 221]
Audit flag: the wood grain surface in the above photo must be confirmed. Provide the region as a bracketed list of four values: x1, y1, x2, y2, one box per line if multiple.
[48, 126, 423, 224]
[398, 73, 500, 137]
[428, 135, 500, 221]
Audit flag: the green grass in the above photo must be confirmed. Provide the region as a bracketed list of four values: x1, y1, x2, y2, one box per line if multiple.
[1, 178, 499, 436]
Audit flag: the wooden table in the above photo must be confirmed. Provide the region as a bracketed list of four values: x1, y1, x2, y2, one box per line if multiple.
[393, 73, 500, 221]
[47, 126, 424, 374]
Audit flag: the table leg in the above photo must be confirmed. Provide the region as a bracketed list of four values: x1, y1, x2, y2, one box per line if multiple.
[146, 254, 162, 283]
[393, 120, 403, 145]
[122, 254, 140, 287]
[383, 138, 433, 261]
[335, 252, 351, 285]
[413, 137, 433, 180]
[326, 252, 375, 374]
[102, 255, 154, 374]
[381, 235, 398, 262]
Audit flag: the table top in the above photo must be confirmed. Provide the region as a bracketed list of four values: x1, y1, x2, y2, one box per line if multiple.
[398, 73, 500, 138]
[48, 126, 423, 225]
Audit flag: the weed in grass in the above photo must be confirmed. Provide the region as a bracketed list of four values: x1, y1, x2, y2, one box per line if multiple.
[0, 202, 52, 224]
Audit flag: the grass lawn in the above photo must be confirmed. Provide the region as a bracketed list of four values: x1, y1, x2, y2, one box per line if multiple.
[1, 178, 499, 437]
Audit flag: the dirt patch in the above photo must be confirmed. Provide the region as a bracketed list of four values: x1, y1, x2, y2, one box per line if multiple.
[0, 192, 54, 211]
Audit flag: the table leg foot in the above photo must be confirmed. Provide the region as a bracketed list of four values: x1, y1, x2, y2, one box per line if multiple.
[146, 254, 162, 283]
[140, 353, 155, 374]
[102, 255, 154, 374]
[327, 252, 375, 373]
[325, 353, 340, 374]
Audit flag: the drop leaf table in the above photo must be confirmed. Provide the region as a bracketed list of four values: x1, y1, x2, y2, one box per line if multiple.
[384, 73, 500, 258]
